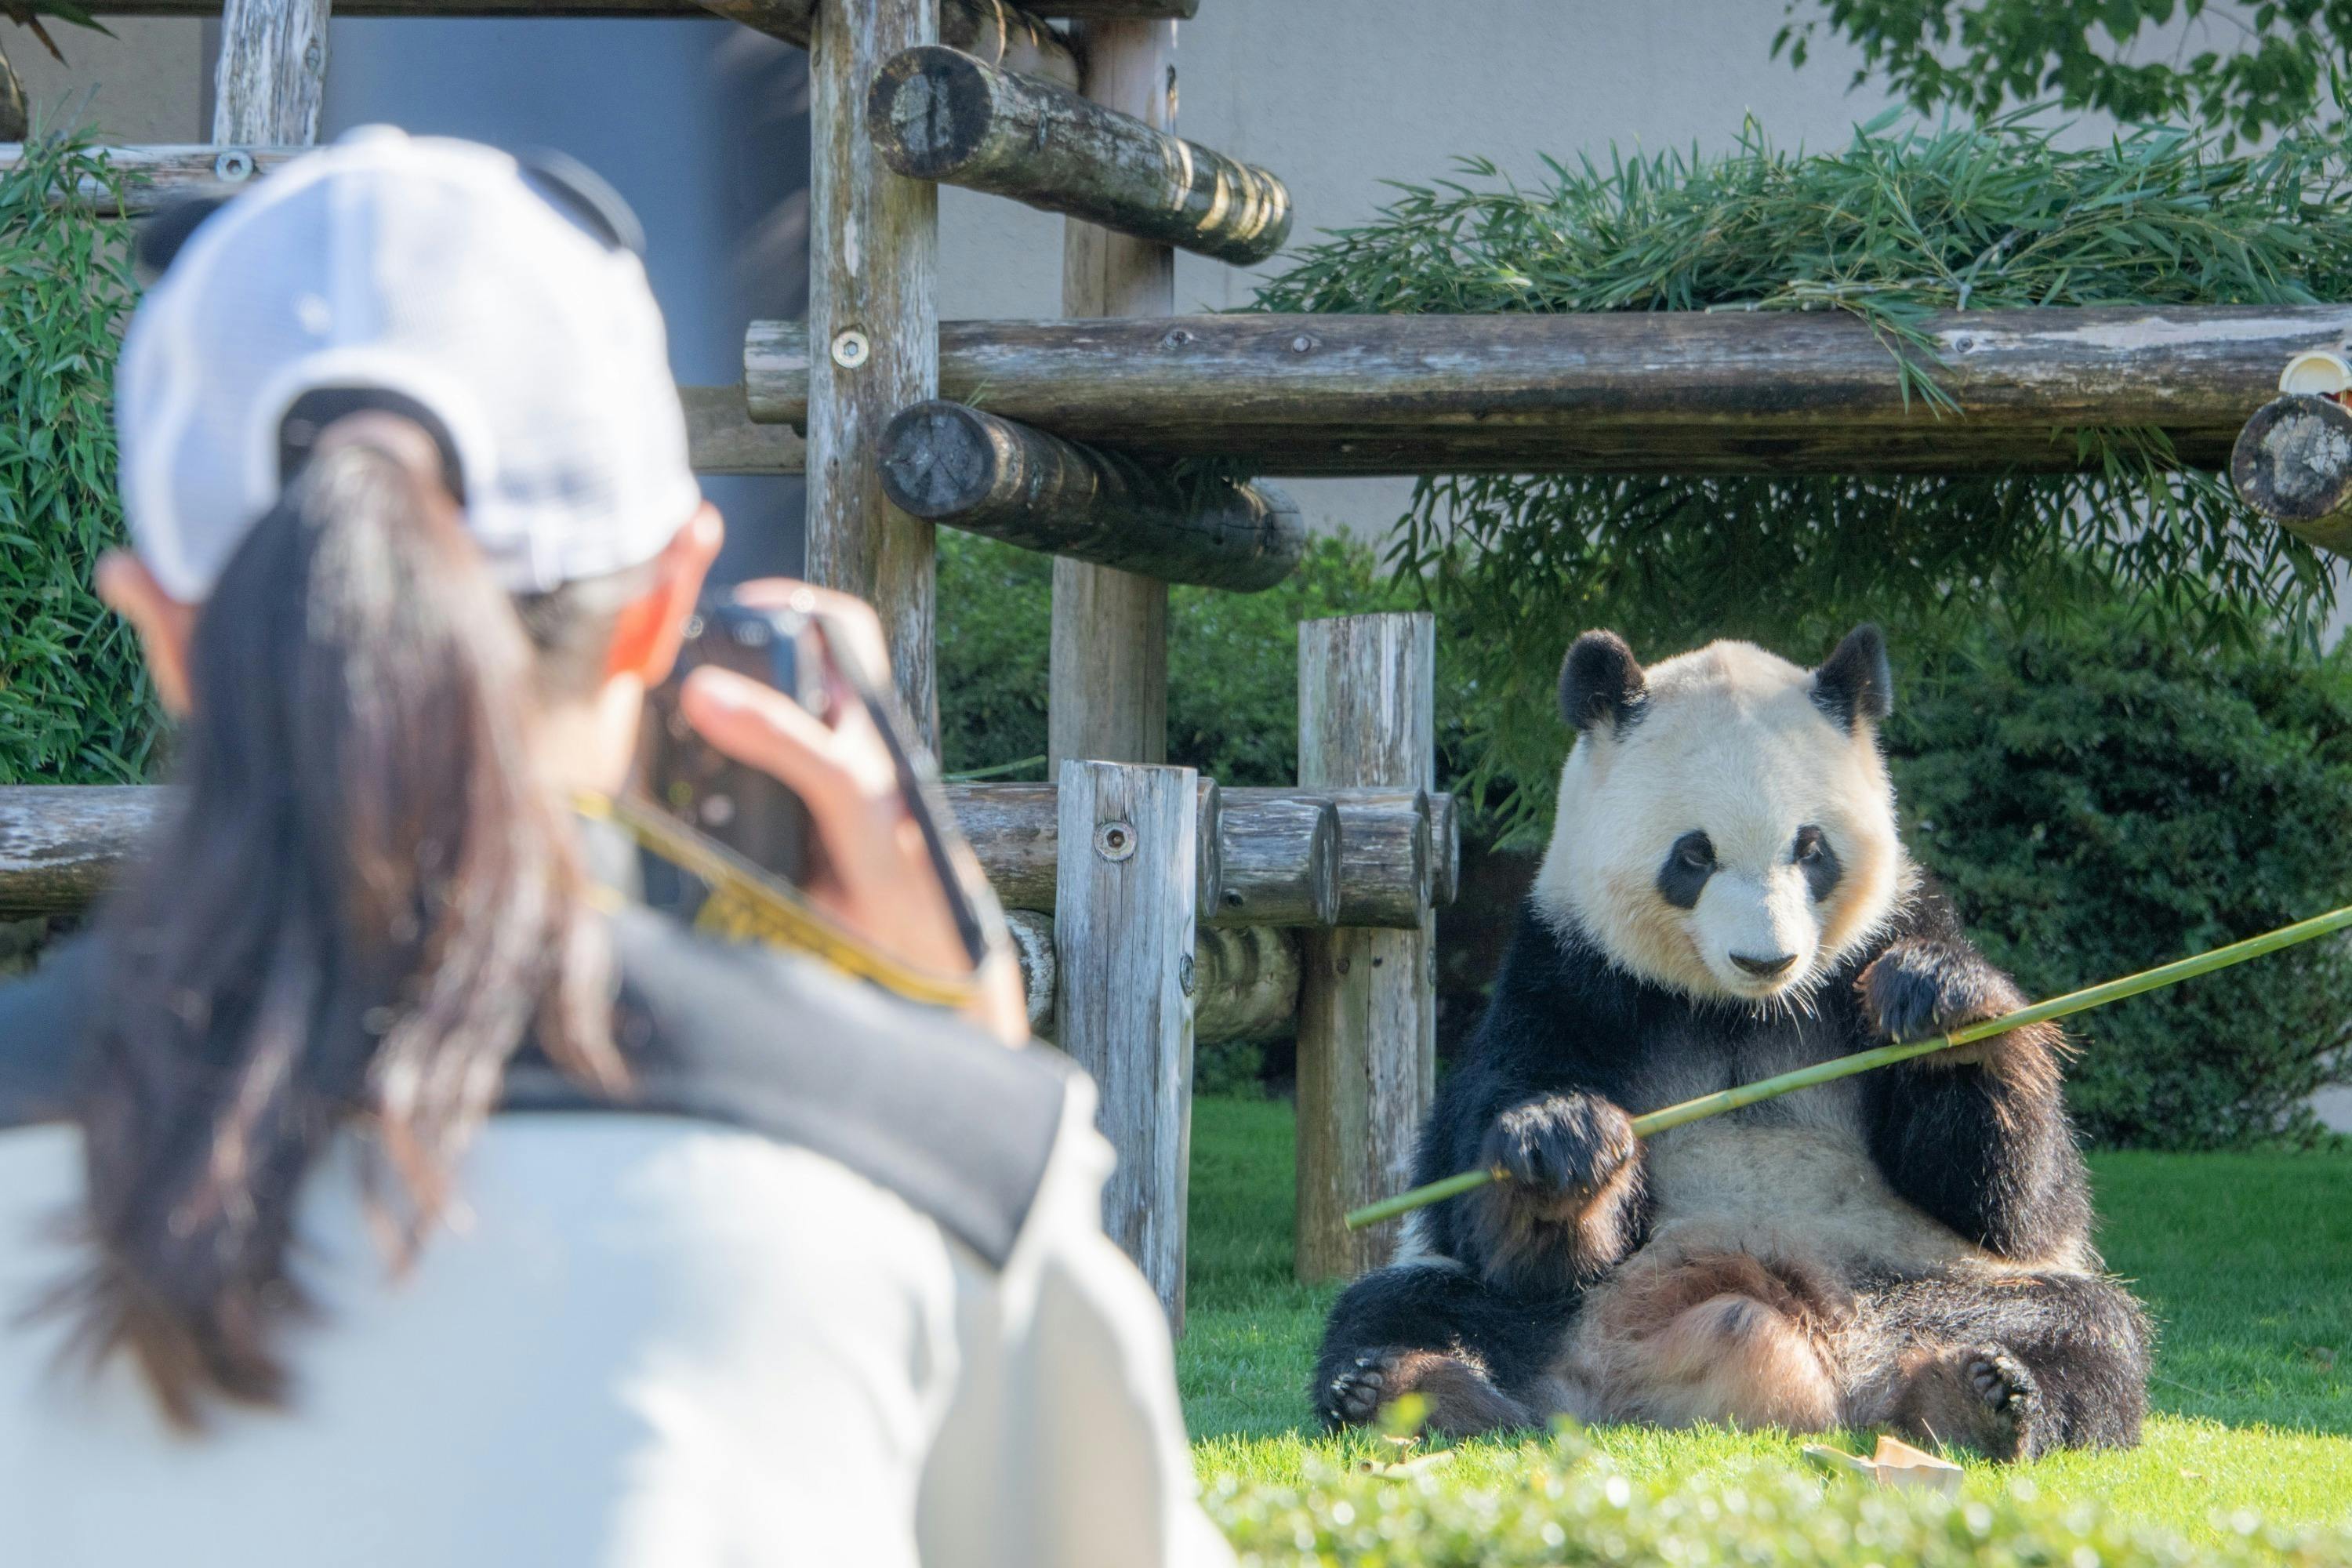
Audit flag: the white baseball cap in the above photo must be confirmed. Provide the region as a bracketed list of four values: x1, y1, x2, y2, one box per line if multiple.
[116, 125, 702, 602]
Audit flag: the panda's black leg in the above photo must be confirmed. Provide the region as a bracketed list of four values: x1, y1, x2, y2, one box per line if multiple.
[1313, 1261, 1580, 1436]
[1855, 1271, 2151, 1461]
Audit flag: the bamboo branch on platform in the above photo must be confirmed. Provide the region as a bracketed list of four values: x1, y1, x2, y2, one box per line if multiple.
[746, 307, 2352, 476]
[869, 45, 1290, 267]
[877, 401, 1302, 590]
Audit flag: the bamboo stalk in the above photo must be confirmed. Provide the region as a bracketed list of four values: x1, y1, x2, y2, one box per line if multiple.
[1343, 899, 2352, 1231]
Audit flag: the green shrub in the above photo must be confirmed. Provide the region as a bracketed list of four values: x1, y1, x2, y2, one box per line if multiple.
[937, 529, 1457, 791]
[1206, 1441, 2352, 1567]
[1889, 608, 2352, 1149]
[0, 135, 154, 783]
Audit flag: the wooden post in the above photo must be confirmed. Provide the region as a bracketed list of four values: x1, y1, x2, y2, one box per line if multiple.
[215, 0, 332, 145]
[1295, 613, 1436, 1282]
[868, 45, 1290, 266]
[877, 401, 1303, 590]
[807, 0, 940, 742]
[1054, 759, 1197, 1327]
[1047, 17, 1174, 769]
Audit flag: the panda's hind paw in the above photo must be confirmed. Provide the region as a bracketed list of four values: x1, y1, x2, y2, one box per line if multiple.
[1322, 1348, 1400, 1429]
[1965, 1344, 2044, 1461]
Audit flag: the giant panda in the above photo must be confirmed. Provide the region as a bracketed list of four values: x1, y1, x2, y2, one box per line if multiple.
[1313, 625, 2151, 1461]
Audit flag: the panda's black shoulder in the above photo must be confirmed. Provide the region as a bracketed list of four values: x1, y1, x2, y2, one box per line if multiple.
[1479, 902, 1642, 1027]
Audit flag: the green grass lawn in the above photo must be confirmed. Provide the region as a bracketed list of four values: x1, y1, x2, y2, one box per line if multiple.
[1180, 1094, 2352, 1554]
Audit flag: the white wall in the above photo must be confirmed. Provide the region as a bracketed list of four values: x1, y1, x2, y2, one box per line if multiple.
[940, 0, 1907, 541]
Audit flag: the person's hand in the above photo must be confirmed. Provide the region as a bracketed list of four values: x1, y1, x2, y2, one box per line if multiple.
[677, 579, 1029, 1045]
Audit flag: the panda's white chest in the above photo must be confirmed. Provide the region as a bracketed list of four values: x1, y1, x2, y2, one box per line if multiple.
[1639, 1072, 1985, 1276]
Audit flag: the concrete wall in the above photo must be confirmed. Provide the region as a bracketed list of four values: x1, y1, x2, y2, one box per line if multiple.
[941, 1, 1907, 542]
[2, 16, 201, 141]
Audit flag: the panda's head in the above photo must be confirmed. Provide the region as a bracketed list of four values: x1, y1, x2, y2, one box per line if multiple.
[1530, 624, 1906, 1007]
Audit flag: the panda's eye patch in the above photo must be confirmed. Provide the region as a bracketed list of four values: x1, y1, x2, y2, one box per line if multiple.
[1794, 824, 1842, 901]
[1657, 831, 1715, 909]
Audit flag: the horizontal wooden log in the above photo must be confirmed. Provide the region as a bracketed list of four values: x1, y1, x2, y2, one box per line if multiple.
[1012, 915, 1299, 1047]
[0, 787, 156, 916]
[868, 45, 1288, 267]
[746, 307, 2352, 476]
[2230, 394, 2352, 556]
[1207, 789, 1337, 927]
[1426, 789, 1460, 908]
[942, 783, 1429, 927]
[681, 383, 807, 474]
[947, 778, 1221, 923]
[1, 782, 1446, 928]
[877, 401, 1301, 590]
[1330, 789, 1430, 928]
[0, 142, 298, 212]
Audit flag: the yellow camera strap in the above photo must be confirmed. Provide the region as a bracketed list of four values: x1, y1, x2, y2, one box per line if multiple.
[575, 789, 982, 1011]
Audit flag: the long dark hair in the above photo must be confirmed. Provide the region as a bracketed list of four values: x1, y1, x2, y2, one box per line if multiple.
[63, 421, 630, 1428]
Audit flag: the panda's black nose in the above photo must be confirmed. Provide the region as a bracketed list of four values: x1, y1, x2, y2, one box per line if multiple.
[1731, 951, 1796, 978]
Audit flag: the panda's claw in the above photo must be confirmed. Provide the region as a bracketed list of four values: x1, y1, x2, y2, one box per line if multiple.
[1322, 1348, 1397, 1428]
[1962, 1344, 2043, 1461]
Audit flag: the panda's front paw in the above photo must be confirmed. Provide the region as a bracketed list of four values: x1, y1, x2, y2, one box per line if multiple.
[1857, 941, 2023, 1044]
[1479, 1091, 1639, 1212]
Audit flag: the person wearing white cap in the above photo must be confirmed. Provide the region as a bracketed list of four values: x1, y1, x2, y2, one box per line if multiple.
[0, 128, 1231, 1568]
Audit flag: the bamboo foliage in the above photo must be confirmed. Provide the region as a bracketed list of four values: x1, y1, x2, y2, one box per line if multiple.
[1254, 117, 2352, 839]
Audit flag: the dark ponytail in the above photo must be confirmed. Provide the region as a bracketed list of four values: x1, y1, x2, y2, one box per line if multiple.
[61, 425, 624, 1428]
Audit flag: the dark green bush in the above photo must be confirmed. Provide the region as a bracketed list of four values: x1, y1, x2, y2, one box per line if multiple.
[936, 529, 1453, 790]
[1889, 609, 2352, 1149]
[0, 136, 154, 783]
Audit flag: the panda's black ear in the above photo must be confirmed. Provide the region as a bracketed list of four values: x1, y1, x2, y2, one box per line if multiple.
[133, 196, 232, 286]
[1559, 630, 1647, 735]
[1812, 623, 1893, 731]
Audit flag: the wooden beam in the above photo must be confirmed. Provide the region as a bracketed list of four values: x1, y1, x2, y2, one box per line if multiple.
[1055, 759, 1198, 1328]
[1330, 788, 1432, 928]
[0, 143, 299, 212]
[679, 383, 806, 475]
[2, 779, 1440, 927]
[1010, 913, 1301, 1047]
[0, 788, 154, 916]
[806, 0, 938, 742]
[1049, 16, 1174, 771]
[2230, 394, 2352, 556]
[1212, 788, 1338, 928]
[746, 307, 2352, 476]
[868, 45, 1288, 266]
[943, 783, 1439, 929]
[877, 400, 1301, 590]
[1294, 612, 1436, 1283]
[942, 777, 1218, 924]
[215, 0, 332, 146]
